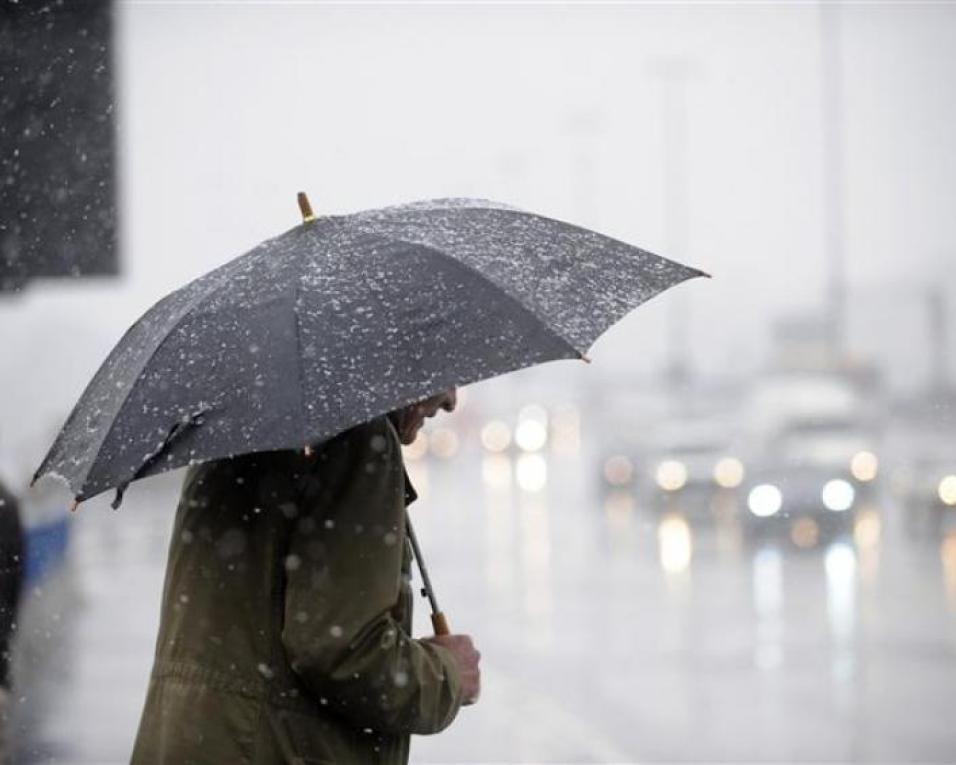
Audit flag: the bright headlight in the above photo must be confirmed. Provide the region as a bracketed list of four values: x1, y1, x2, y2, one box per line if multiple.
[713, 457, 745, 489]
[822, 479, 855, 512]
[939, 475, 956, 506]
[748, 484, 782, 517]
[514, 419, 547, 452]
[850, 451, 879, 482]
[480, 420, 512, 453]
[429, 428, 459, 459]
[655, 460, 687, 491]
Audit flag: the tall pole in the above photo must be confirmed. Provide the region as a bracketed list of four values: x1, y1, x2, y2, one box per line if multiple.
[820, 2, 847, 363]
[651, 58, 694, 389]
[927, 284, 950, 392]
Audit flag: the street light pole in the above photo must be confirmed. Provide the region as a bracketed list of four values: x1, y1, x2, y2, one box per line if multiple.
[820, 1, 848, 364]
[649, 57, 697, 391]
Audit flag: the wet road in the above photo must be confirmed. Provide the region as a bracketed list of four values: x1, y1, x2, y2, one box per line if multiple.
[11, 440, 956, 763]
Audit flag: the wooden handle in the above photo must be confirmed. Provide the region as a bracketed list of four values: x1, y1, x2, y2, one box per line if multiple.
[431, 612, 450, 636]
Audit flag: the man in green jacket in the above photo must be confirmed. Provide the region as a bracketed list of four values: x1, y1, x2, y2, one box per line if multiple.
[132, 388, 480, 764]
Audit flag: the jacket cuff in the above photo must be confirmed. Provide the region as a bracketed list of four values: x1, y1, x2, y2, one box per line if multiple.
[414, 639, 466, 734]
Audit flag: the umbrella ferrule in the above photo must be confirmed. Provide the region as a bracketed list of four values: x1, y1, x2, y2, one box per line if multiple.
[297, 192, 317, 224]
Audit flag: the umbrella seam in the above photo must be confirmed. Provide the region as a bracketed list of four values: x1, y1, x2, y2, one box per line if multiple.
[362, 205, 709, 350]
[291, 269, 307, 448]
[357, 232, 586, 361]
[71, 248, 275, 498]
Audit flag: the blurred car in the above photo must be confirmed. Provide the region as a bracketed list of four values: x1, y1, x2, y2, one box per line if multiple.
[740, 417, 879, 545]
[741, 462, 858, 545]
[629, 419, 747, 517]
[773, 416, 882, 498]
[886, 388, 956, 536]
[895, 455, 956, 535]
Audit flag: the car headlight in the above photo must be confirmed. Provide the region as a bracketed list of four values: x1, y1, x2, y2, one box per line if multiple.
[655, 460, 687, 491]
[480, 420, 512, 452]
[429, 427, 459, 459]
[748, 484, 782, 517]
[822, 479, 855, 512]
[603, 455, 633, 486]
[939, 475, 956, 506]
[713, 457, 745, 489]
[514, 418, 547, 452]
[850, 451, 879, 482]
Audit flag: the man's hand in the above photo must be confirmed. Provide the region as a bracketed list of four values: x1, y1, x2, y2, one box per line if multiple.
[424, 634, 481, 705]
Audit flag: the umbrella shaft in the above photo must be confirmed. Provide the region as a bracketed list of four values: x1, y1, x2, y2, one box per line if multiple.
[405, 514, 441, 615]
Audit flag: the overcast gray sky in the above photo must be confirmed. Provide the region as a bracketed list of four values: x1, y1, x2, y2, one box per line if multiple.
[2, 1, 954, 476]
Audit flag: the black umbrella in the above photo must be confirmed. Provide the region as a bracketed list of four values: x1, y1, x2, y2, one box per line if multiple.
[34, 195, 707, 509]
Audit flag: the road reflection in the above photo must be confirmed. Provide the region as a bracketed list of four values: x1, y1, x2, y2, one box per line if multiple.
[824, 541, 857, 699]
[752, 546, 784, 671]
[942, 532, 956, 611]
[853, 506, 881, 586]
[657, 513, 692, 576]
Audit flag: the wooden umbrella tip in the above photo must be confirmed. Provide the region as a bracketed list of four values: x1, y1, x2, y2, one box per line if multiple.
[69, 498, 81, 513]
[580, 353, 592, 364]
[297, 192, 316, 224]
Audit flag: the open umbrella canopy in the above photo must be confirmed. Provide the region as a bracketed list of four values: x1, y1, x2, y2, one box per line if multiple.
[34, 197, 707, 506]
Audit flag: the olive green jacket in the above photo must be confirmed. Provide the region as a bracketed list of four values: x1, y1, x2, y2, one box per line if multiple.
[131, 416, 463, 764]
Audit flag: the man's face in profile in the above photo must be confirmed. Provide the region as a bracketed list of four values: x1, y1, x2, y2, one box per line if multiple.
[390, 388, 458, 445]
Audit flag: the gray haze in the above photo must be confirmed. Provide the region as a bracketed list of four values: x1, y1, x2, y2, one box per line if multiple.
[1, 1, 955, 475]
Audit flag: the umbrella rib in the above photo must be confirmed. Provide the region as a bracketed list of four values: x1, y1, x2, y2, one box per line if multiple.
[291, 269, 308, 449]
[360, 232, 586, 362]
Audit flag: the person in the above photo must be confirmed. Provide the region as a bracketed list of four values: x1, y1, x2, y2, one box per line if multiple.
[0, 480, 23, 765]
[132, 388, 480, 764]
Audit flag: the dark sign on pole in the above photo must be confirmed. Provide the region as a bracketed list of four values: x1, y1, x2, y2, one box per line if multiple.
[0, 0, 118, 294]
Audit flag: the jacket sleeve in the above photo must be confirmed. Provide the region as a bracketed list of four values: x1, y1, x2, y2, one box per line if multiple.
[281, 419, 464, 736]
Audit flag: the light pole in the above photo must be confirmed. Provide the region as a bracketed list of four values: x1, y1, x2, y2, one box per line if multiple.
[649, 56, 698, 390]
[820, 1, 848, 364]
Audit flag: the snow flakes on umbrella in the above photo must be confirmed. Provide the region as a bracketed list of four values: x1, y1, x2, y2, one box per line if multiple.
[33, 197, 706, 507]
